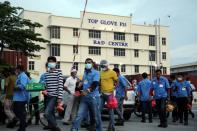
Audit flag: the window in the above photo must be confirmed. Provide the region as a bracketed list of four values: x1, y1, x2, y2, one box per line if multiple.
[134, 34, 139, 42]
[149, 66, 156, 75]
[114, 32, 125, 40]
[114, 48, 125, 56]
[50, 44, 60, 56]
[134, 65, 139, 73]
[56, 62, 60, 69]
[50, 26, 60, 39]
[29, 61, 35, 70]
[73, 28, 79, 37]
[73, 62, 78, 70]
[73, 45, 78, 54]
[162, 52, 166, 60]
[134, 49, 139, 57]
[89, 30, 101, 38]
[121, 65, 126, 72]
[162, 37, 166, 45]
[114, 64, 119, 69]
[149, 51, 156, 61]
[149, 35, 155, 46]
[163, 67, 167, 74]
[89, 46, 101, 55]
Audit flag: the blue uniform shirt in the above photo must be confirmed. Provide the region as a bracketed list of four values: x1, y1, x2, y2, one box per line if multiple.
[39, 73, 46, 84]
[174, 80, 191, 98]
[13, 72, 30, 102]
[171, 80, 177, 97]
[137, 78, 151, 101]
[82, 69, 100, 97]
[116, 75, 127, 98]
[151, 76, 170, 99]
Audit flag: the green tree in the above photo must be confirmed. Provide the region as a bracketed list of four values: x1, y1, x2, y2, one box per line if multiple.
[0, 1, 49, 58]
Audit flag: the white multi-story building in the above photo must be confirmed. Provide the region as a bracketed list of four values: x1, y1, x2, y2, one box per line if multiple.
[20, 10, 170, 79]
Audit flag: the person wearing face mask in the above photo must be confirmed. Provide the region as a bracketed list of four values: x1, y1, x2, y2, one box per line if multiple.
[13, 65, 30, 131]
[63, 69, 78, 125]
[71, 58, 102, 131]
[44, 56, 64, 131]
[151, 69, 170, 128]
[174, 73, 191, 125]
[100, 60, 118, 131]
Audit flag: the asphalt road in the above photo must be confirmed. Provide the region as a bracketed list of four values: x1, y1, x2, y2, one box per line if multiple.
[0, 105, 196, 131]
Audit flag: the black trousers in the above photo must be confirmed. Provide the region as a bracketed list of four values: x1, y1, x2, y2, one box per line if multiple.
[171, 96, 178, 120]
[156, 98, 167, 125]
[140, 101, 152, 121]
[29, 96, 40, 122]
[0, 101, 6, 124]
[176, 97, 188, 122]
[13, 101, 27, 131]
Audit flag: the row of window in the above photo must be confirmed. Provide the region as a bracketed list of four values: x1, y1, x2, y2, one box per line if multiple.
[28, 61, 167, 74]
[50, 44, 167, 61]
[50, 26, 167, 45]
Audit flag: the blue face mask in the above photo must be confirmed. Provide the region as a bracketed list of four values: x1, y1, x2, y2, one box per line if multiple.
[85, 63, 92, 70]
[48, 62, 56, 68]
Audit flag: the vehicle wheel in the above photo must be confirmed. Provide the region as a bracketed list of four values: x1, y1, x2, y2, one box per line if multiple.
[134, 109, 142, 117]
[123, 111, 131, 121]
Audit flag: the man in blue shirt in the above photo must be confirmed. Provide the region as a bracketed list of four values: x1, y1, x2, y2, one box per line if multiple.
[13, 65, 30, 131]
[137, 72, 152, 123]
[170, 75, 178, 122]
[113, 68, 127, 126]
[151, 69, 170, 128]
[71, 58, 102, 131]
[174, 73, 191, 125]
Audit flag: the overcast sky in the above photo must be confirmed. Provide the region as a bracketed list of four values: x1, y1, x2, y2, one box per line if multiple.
[3, 0, 197, 66]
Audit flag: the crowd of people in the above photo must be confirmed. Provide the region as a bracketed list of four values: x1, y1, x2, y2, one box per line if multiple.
[0, 56, 196, 131]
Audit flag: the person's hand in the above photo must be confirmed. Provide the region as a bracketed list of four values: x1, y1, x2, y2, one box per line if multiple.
[81, 90, 88, 96]
[57, 99, 62, 104]
[124, 96, 128, 101]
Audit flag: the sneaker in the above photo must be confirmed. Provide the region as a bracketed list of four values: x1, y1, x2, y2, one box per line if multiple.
[43, 126, 51, 130]
[141, 120, 146, 123]
[115, 121, 124, 126]
[184, 121, 188, 126]
[157, 124, 162, 127]
[162, 124, 168, 128]
[51, 127, 61, 131]
[63, 121, 70, 125]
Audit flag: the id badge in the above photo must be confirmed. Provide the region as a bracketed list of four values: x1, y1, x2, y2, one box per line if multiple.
[159, 84, 164, 88]
[84, 80, 88, 85]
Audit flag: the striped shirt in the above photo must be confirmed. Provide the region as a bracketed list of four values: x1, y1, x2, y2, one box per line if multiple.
[45, 69, 64, 99]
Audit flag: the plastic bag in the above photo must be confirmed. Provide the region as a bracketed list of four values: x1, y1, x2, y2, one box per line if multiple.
[107, 94, 118, 109]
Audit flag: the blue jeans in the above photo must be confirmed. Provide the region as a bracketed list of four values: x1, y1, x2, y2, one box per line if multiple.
[71, 96, 102, 131]
[100, 94, 115, 129]
[44, 96, 57, 128]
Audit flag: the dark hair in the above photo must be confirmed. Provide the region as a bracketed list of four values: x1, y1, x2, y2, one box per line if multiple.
[85, 58, 93, 63]
[45, 62, 48, 67]
[155, 69, 162, 73]
[47, 56, 57, 62]
[170, 75, 176, 80]
[177, 72, 184, 77]
[16, 65, 25, 72]
[25, 72, 30, 78]
[9, 68, 16, 75]
[113, 68, 120, 74]
[186, 77, 190, 81]
[142, 72, 148, 79]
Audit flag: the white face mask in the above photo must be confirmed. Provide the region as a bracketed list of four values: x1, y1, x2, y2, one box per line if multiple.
[101, 67, 107, 71]
[177, 77, 183, 81]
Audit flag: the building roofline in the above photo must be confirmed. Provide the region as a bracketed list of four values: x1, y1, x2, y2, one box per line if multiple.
[171, 61, 197, 68]
[50, 15, 80, 20]
[81, 11, 132, 18]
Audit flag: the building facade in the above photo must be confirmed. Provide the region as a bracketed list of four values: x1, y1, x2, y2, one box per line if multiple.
[20, 10, 170, 79]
